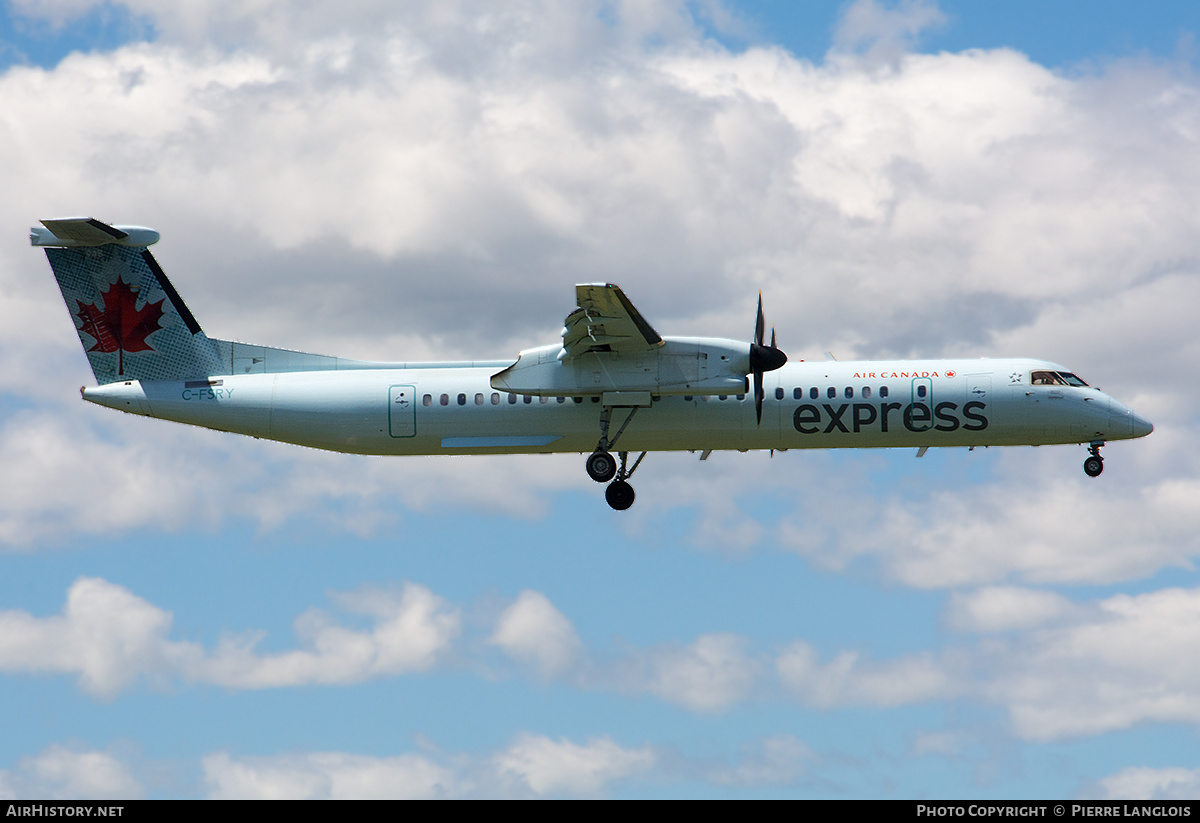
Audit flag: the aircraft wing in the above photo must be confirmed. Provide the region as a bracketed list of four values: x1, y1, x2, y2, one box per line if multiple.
[561, 284, 664, 360]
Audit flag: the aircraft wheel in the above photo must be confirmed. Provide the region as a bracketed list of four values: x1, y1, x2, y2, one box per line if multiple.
[586, 450, 617, 483]
[1083, 455, 1104, 477]
[605, 480, 635, 511]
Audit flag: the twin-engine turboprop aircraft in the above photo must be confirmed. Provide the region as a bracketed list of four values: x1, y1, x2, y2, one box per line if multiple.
[34, 217, 1153, 510]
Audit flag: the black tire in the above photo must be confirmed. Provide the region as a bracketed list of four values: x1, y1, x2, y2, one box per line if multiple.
[1083, 455, 1104, 477]
[605, 480, 635, 510]
[586, 451, 617, 483]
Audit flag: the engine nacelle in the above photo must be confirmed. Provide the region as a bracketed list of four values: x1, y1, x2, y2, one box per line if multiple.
[491, 337, 750, 397]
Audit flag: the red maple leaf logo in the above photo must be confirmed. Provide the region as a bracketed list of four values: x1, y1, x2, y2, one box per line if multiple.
[75, 278, 165, 376]
[945, 370, 956, 378]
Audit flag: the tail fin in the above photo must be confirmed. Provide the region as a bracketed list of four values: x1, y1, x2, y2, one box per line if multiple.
[34, 217, 224, 384]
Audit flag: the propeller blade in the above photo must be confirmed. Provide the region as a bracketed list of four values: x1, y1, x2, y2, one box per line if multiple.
[755, 293, 765, 348]
[754, 370, 764, 426]
[749, 294, 787, 427]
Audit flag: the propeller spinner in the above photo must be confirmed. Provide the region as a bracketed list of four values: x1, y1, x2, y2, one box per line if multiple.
[749, 294, 788, 425]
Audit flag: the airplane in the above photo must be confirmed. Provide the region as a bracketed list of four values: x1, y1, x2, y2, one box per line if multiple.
[33, 217, 1154, 511]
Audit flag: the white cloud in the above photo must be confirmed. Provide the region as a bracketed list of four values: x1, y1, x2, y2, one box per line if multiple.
[635, 633, 761, 712]
[777, 640, 958, 708]
[832, 0, 946, 64]
[0, 745, 143, 800]
[0, 402, 588, 548]
[203, 733, 654, 798]
[985, 587, 1200, 741]
[491, 733, 655, 798]
[489, 589, 582, 677]
[203, 751, 455, 800]
[1092, 766, 1200, 801]
[192, 582, 462, 688]
[0, 577, 459, 696]
[0, 730, 837, 798]
[780, 585, 1200, 742]
[0, 576, 182, 698]
[945, 586, 1080, 633]
[13, 731, 854, 798]
[13, 573, 1200, 752]
[775, 448, 1200, 589]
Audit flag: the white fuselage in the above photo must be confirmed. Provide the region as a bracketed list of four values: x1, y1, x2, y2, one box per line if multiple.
[82, 354, 1152, 456]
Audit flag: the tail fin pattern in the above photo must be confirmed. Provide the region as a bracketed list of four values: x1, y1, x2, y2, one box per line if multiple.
[36, 219, 224, 385]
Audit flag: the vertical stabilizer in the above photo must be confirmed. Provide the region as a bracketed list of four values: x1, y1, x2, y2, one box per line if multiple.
[36, 218, 223, 384]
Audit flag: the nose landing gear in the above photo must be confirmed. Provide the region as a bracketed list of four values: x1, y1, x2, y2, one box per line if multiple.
[1083, 442, 1104, 477]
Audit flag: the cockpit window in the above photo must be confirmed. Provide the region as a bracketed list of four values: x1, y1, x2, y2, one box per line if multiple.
[1031, 370, 1089, 387]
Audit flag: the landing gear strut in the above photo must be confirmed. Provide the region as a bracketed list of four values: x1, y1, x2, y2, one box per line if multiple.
[584, 405, 646, 510]
[1083, 442, 1104, 477]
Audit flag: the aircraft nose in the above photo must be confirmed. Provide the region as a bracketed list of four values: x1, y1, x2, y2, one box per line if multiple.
[1132, 413, 1154, 438]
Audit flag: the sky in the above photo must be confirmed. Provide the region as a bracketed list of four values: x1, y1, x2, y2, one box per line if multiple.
[0, 0, 1198, 799]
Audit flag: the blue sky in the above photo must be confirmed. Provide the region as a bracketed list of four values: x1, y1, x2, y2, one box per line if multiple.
[1, 0, 1198, 799]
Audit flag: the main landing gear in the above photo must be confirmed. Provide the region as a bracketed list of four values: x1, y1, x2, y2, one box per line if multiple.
[588, 450, 645, 510]
[1083, 442, 1104, 477]
[587, 405, 646, 510]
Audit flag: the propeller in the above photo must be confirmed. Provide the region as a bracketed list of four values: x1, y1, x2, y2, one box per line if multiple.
[749, 293, 788, 426]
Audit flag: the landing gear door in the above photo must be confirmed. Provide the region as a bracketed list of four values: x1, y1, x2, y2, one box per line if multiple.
[389, 384, 416, 438]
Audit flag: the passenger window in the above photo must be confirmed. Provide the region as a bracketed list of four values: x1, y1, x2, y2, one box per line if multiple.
[793, 388, 802, 400]
[457, 393, 466, 406]
[827, 387, 836, 399]
[719, 395, 728, 401]
[475, 393, 484, 405]
[684, 395, 693, 401]
[539, 396, 548, 404]
[917, 385, 927, 399]
[845, 387, 853, 399]
[810, 387, 819, 400]
[880, 386, 889, 398]
[556, 396, 565, 404]
[440, 394, 449, 406]
[573, 397, 583, 404]
[862, 386, 871, 399]
[737, 394, 745, 401]
[775, 387, 784, 400]
[508, 393, 517, 405]
[422, 394, 432, 407]
[523, 395, 532, 404]
[491, 393, 500, 405]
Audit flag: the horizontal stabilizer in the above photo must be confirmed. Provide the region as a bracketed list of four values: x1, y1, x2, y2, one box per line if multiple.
[32, 217, 160, 248]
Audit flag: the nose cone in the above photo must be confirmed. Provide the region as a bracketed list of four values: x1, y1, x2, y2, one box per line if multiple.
[1105, 397, 1154, 440]
[1132, 413, 1154, 438]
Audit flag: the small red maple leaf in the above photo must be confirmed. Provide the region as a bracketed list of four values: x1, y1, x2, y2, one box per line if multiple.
[76, 278, 165, 376]
[945, 370, 956, 378]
